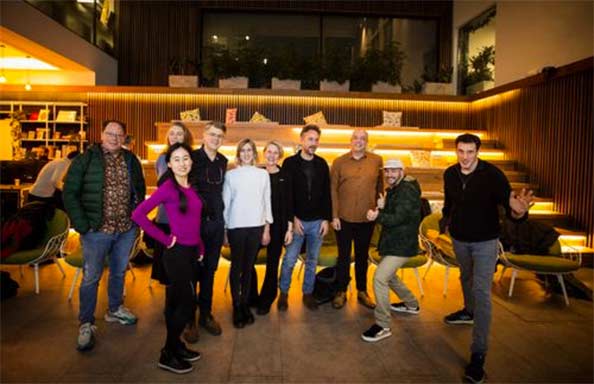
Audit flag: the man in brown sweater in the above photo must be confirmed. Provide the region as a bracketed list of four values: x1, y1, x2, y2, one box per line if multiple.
[331, 129, 383, 309]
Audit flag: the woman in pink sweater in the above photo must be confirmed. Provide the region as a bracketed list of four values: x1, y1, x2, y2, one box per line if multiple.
[132, 143, 204, 375]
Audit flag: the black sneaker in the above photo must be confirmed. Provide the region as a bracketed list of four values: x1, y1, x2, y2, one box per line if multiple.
[232, 306, 246, 329]
[302, 294, 318, 311]
[199, 313, 222, 335]
[390, 302, 420, 315]
[277, 293, 288, 311]
[464, 353, 486, 383]
[444, 308, 474, 325]
[158, 349, 193, 374]
[175, 344, 201, 363]
[361, 324, 392, 343]
[256, 305, 270, 315]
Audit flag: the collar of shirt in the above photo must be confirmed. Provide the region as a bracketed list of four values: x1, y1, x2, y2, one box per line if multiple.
[349, 151, 368, 160]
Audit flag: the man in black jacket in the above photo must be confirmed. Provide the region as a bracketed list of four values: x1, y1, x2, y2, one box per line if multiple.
[278, 124, 331, 311]
[441, 133, 533, 383]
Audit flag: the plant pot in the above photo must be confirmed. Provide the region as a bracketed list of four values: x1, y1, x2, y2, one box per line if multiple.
[371, 81, 401, 93]
[168, 75, 198, 88]
[219, 76, 249, 89]
[320, 80, 350, 92]
[422, 82, 455, 95]
[271, 78, 301, 90]
[466, 80, 494, 95]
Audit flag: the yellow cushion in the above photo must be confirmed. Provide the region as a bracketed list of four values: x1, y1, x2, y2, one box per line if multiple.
[180, 108, 201, 121]
[303, 111, 327, 125]
[249, 111, 270, 123]
[504, 254, 580, 273]
[382, 111, 402, 127]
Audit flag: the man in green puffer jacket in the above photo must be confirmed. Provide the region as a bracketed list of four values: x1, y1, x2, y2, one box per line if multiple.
[361, 158, 422, 343]
[63, 120, 145, 352]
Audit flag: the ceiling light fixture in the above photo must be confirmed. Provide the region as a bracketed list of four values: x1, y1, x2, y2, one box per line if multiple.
[24, 55, 32, 91]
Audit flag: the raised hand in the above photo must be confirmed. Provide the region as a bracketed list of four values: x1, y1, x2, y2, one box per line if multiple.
[509, 188, 534, 216]
[367, 208, 379, 221]
[377, 192, 387, 209]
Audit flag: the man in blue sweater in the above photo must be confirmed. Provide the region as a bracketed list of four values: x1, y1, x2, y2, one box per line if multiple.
[441, 133, 533, 383]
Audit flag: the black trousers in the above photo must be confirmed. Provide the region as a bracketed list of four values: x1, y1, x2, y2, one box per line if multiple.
[228, 226, 264, 307]
[162, 243, 199, 352]
[335, 220, 375, 292]
[250, 221, 286, 308]
[197, 218, 225, 317]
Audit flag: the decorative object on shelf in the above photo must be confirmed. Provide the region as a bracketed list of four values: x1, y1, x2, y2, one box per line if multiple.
[56, 110, 77, 122]
[352, 44, 405, 93]
[270, 45, 303, 90]
[37, 109, 49, 121]
[180, 108, 201, 122]
[271, 78, 301, 90]
[27, 131, 35, 139]
[219, 76, 248, 89]
[225, 108, 237, 124]
[9, 111, 25, 160]
[464, 45, 495, 95]
[303, 111, 327, 125]
[249, 111, 271, 123]
[53, 132, 61, 140]
[168, 57, 199, 87]
[320, 47, 351, 92]
[382, 111, 402, 127]
[28, 111, 39, 120]
[36, 128, 49, 140]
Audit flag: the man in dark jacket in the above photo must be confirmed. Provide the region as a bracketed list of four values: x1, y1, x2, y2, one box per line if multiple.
[278, 124, 331, 311]
[361, 159, 422, 342]
[63, 120, 146, 352]
[441, 133, 532, 383]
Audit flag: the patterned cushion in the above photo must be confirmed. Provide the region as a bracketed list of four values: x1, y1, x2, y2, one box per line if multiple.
[303, 111, 327, 125]
[382, 111, 402, 127]
[249, 111, 271, 123]
[225, 108, 237, 124]
[504, 254, 580, 273]
[180, 108, 201, 121]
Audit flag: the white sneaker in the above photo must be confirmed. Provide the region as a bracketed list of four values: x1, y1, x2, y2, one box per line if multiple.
[104, 305, 137, 325]
[77, 322, 97, 351]
[390, 302, 420, 315]
[361, 324, 392, 342]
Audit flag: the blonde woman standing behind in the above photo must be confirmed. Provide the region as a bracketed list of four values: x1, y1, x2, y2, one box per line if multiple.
[223, 138, 273, 329]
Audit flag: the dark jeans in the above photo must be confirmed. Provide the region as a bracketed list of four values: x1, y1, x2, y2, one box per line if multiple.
[250, 221, 286, 308]
[228, 226, 264, 307]
[197, 218, 225, 317]
[162, 243, 199, 351]
[452, 238, 499, 355]
[335, 220, 375, 292]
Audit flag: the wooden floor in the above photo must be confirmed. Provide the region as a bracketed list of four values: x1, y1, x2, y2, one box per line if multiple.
[1, 260, 592, 383]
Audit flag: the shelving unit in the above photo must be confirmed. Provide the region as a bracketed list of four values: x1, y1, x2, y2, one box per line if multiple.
[0, 101, 88, 159]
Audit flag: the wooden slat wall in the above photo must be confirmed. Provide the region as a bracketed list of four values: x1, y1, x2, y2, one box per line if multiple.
[118, 1, 452, 86]
[86, 92, 469, 158]
[470, 69, 594, 247]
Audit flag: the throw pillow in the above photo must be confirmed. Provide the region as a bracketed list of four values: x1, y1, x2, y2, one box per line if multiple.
[250, 111, 271, 123]
[382, 111, 402, 127]
[180, 108, 201, 122]
[303, 111, 327, 125]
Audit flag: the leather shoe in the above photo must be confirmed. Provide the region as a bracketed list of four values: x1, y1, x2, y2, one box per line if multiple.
[357, 291, 376, 309]
[277, 292, 288, 311]
[242, 305, 255, 325]
[232, 307, 245, 329]
[332, 291, 347, 309]
[199, 314, 222, 335]
[182, 320, 199, 344]
[302, 294, 318, 311]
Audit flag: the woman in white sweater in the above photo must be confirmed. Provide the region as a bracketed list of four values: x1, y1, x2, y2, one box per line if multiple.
[223, 138, 273, 328]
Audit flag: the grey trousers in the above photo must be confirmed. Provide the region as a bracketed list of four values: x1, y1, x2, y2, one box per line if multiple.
[373, 255, 419, 329]
[452, 238, 499, 355]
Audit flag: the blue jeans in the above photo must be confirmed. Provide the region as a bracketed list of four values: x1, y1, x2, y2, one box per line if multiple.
[79, 227, 137, 324]
[452, 238, 499, 355]
[279, 219, 324, 295]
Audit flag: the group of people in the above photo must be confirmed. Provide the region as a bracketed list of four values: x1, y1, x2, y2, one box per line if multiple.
[61, 119, 532, 383]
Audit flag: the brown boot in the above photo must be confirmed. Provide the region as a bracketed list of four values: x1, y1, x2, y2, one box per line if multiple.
[182, 320, 199, 344]
[302, 294, 318, 311]
[332, 291, 347, 309]
[277, 292, 289, 312]
[357, 291, 376, 309]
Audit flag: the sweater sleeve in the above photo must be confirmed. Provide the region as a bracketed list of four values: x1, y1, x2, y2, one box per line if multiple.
[263, 171, 273, 224]
[440, 168, 453, 233]
[222, 172, 232, 229]
[131, 184, 174, 247]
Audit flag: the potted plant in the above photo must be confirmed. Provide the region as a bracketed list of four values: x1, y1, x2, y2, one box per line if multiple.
[464, 45, 495, 95]
[168, 57, 198, 87]
[421, 64, 454, 95]
[270, 45, 302, 90]
[319, 47, 351, 92]
[202, 44, 248, 88]
[370, 42, 405, 93]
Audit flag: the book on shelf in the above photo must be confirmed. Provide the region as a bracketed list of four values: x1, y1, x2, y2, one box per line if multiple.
[56, 110, 78, 122]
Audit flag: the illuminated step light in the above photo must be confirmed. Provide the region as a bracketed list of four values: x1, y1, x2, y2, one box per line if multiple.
[559, 235, 587, 247]
[0, 57, 58, 70]
[292, 128, 485, 139]
[561, 245, 593, 253]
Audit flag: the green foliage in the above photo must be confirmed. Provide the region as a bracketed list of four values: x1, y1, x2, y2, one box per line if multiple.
[168, 57, 197, 76]
[320, 47, 351, 84]
[350, 43, 406, 91]
[464, 45, 495, 87]
[270, 45, 302, 80]
[421, 64, 453, 83]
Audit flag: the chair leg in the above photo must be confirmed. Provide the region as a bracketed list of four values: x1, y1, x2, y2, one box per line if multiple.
[556, 274, 570, 306]
[68, 268, 81, 301]
[54, 257, 66, 278]
[499, 266, 507, 283]
[34, 264, 40, 294]
[508, 269, 518, 297]
[422, 259, 434, 280]
[443, 266, 449, 297]
[413, 268, 424, 297]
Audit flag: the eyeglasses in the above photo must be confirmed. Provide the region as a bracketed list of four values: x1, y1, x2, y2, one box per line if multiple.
[206, 167, 223, 185]
[104, 131, 125, 140]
